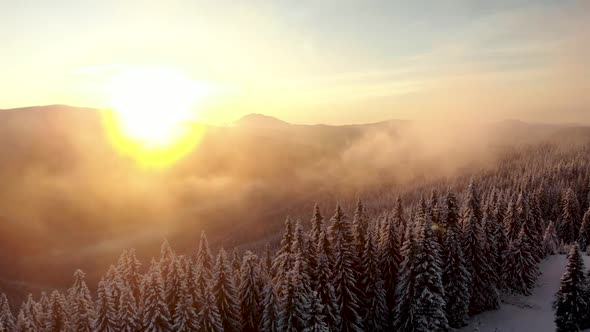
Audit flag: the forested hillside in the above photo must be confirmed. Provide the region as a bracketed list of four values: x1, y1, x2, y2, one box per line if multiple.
[1, 126, 589, 331]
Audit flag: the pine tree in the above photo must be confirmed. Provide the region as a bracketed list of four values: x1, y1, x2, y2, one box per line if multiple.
[94, 278, 119, 332]
[164, 257, 183, 322]
[578, 206, 590, 251]
[315, 231, 340, 331]
[68, 269, 95, 332]
[360, 229, 388, 331]
[172, 279, 199, 332]
[308, 204, 324, 288]
[197, 284, 223, 332]
[0, 293, 15, 331]
[15, 309, 36, 332]
[559, 188, 582, 244]
[192, 231, 214, 310]
[239, 251, 262, 332]
[503, 227, 539, 295]
[304, 291, 329, 332]
[462, 182, 499, 314]
[47, 290, 70, 332]
[273, 217, 296, 288]
[104, 265, 124, 313]
[121, 248, 143, 306]
[119, 286, 141, 332]
[277, 258, 311, 332]
[260, 283, 280, 332]
[141, 261, 172, 332]
[483, 203, 501, 291]
[352, 200, 369, 284]
[393, 225, 418, 332]
[379, 207, 401, 325]
[21, 294, 42, 330]
[328, 204, 363, 332]
[543, 220, 560, 256]
[213, 248, 241, 332]
[443, 208, 471, 328]
[554, 244, 587, 331]
[504, 198, 520, 241]
[413, 209, 449, 331]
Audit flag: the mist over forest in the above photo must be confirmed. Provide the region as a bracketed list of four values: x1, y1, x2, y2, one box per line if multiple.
[0, 104, 588, 301]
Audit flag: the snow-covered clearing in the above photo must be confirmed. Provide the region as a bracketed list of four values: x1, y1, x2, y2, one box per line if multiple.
[459, 254, 590, 332]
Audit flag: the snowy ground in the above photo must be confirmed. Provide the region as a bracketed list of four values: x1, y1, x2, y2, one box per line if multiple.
[459, 254, 590, 332]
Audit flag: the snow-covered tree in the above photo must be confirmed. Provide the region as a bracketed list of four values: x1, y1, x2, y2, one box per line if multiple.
[172, 279, 199, 332]
[213, 248, 241, 332]
[0, 293, 15, 331]
[94, 278, 119, 332]
[141, 261, 172, 332]
[360, 229, 388, 331]
[578, 206, 590, 251]
[239, 251, 262, 332]
[197, 284, 223, 332]
[192, 231, 214, 310]
[164, 257, 183, 322]
[328, 204, 363, 332]
[379, 210, 401, 324]
[119, 286, 141, 332]
[104, 265, 124, 313]
[277, 259, 311, 332]
[443, 206, 471, 328]
[462, 182, 499, 314]
[544, 220, 560, 256]
[308, 204, 324, 288]
[503, 227, 538, 295]
[315, 231, 340, 331]
[393, 225, 418, 332]
[413, 209, 449, 331]
[15, 309, 36, 332]
[554, 244, 587, 331]
[47, 290, 70, 332]
[121, 248, 143, 306]
[260, 283, 280, 332]
[68, 269, 94, 332]
[559, 188, 582, 244]
[504, 198, 519, 241]
[304, 291, 329, 332]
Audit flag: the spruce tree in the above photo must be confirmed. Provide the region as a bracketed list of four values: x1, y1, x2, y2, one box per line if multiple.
[47, 290, 70, 332]
[69, 269, 94, 332]
[272, 217, 296, 288]
[277, 259, 311, 332]
[197, 284, 223, 332]
[559, 188, 581, 244]
[164, 257, 183, 323]
[304, 291, 329, 332]
[0, 293, 15, 331]
[578, 206, 590, 251]
[315, 231, 340, 331]
[503, 227, 539, 295]
[172, 279, 199, 332]
[119, 286, 141, 332]
[192, 231, 214, 310]
[554, 244, 587, 331]
[121, 248, 143, 306]
[104, 265, 124, 313]
[21, 294, 42, 330]
[94, 278, 119, 332]
[328, 204, 363, 332]
[543, 220, 560, 256]
[308, 204, 324, 288]
[379, 207, 402, 324]
[141, 261, 172, 332]
[393, 225, 418, 332]
[15, 309, 36, 332]
[360, 229, 388, 331]
[443, 210, 471, 328]
[504, 198, 519, 241]
[413, 210, 449, 332]
[260, 283, 280, 332]
[462, 181, 499, 314]
[239, 251, 262, 332]
[212, 248, 241, 332]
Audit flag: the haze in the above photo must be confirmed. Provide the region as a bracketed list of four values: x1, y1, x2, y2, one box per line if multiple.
[1, 0, 589, 125]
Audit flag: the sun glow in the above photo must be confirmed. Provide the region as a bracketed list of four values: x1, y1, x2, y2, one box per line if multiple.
[103, 68, 208, 167]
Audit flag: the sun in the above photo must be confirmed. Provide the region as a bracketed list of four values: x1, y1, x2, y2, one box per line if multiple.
[102, 68, 208, 167]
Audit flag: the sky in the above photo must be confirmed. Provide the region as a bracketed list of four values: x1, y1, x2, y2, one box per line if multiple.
[1, 0, 589, 124]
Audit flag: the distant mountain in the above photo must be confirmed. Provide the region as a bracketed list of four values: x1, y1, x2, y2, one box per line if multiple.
[234, 113, 290, 128]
